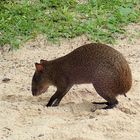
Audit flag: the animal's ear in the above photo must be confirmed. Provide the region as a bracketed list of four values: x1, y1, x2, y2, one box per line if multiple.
[35, 63, 44, 72]
[40, 59, 47, 64]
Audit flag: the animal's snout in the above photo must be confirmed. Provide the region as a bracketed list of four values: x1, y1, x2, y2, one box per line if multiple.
[32, 88, 38, 96]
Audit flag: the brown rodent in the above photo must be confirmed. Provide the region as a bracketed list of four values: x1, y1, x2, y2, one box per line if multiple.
[31, 43, 132, 109]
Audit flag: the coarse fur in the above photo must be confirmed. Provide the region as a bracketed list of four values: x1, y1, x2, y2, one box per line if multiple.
[32, 43, 132, 109]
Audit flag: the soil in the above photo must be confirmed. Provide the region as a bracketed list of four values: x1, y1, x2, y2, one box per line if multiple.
[0, 24, 140, 140]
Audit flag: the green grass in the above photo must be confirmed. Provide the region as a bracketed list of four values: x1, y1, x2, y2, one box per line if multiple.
[0, 0, 140, 48]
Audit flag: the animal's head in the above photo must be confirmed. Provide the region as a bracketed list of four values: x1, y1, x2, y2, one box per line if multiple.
[31, 59, 51, 96]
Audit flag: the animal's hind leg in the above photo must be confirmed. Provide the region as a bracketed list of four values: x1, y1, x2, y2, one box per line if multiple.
[103, 98, 118, 109]
[92, 65, 120, 109]
[93, 82, 118, 109]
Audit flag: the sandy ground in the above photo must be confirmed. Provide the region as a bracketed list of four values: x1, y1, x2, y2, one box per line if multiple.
[0, 24, 140, 140]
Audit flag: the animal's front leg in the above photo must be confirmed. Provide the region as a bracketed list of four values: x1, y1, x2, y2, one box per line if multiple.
[46, 90, 62, 107]
[46, 86, 71, 107]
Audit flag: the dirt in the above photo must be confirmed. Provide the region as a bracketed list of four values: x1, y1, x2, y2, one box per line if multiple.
[0, 24, 140, 140]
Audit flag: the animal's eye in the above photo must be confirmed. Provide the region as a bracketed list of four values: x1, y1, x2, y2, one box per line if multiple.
[34, 76, 39, 82]
[33, 73, 41, 83]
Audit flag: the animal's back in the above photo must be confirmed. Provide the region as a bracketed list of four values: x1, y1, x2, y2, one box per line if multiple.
[59, 43, 132, 95]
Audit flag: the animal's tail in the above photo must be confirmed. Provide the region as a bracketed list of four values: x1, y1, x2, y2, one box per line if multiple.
[124, 93, 131, 100]
[124, 93, 127, 97]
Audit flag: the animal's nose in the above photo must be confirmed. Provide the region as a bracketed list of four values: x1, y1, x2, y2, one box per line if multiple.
[32, 88, 37, 96]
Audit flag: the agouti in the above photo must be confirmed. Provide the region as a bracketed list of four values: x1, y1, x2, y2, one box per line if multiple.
[31, 43, 132, 109]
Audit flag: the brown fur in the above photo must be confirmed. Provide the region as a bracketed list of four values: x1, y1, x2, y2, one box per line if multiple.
[32, 43, 132, 109]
